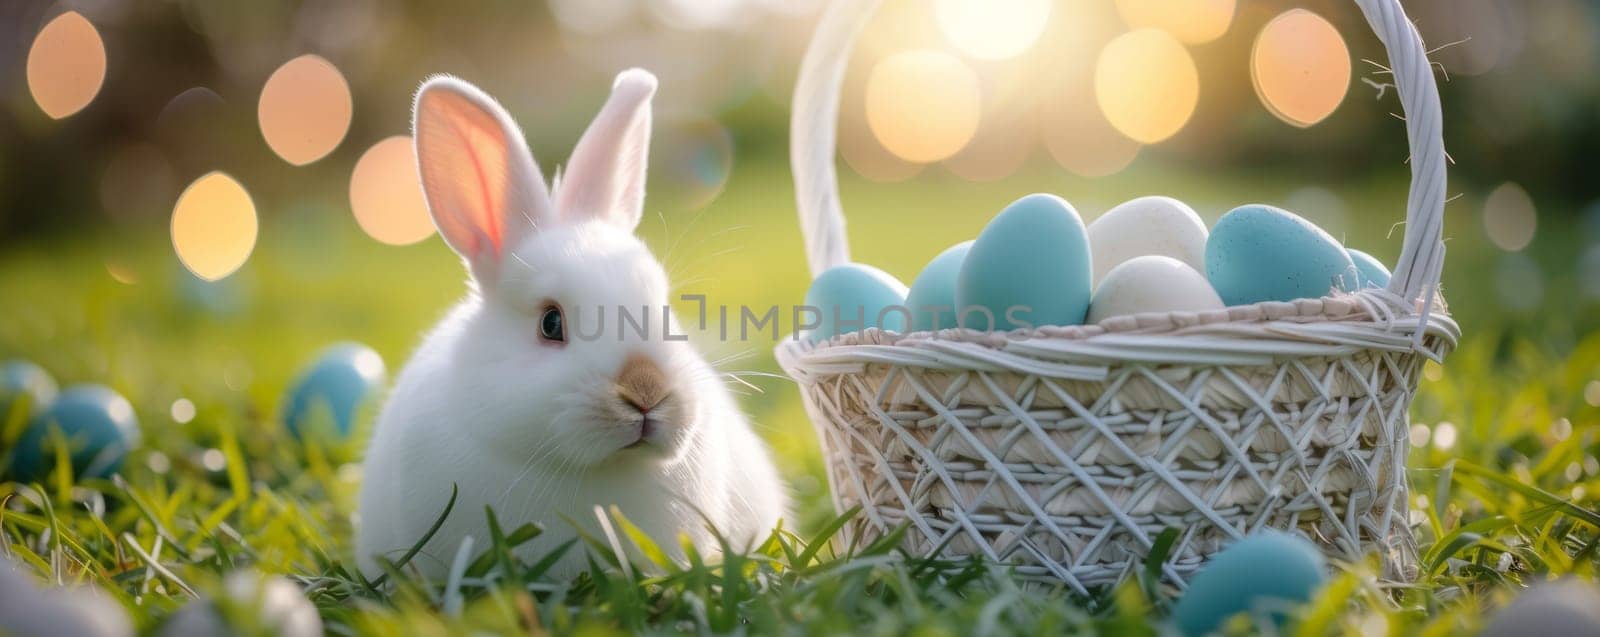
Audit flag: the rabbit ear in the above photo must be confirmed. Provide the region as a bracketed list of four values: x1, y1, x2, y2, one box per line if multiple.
[557, 68, 656, 232]
[413, 76, 552, 284]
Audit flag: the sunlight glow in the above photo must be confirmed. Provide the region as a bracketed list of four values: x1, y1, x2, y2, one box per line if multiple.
[258, 55, 353, 166]
[865, 50, 981, 164]
[1113, 0, 1234, 44]
[172, 172, 258, 281]
[1252, 9, 1351, 128]
[26, 11, 106, 119]
[349, 136, 435, 246]
[934, 0, 1052, 61]
[1094, 29, 1198, 144]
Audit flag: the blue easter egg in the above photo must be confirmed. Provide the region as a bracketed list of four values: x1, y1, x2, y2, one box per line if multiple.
[1, 360, 57, 431]
[282, 343, 387, 440]
[1205, 205, 1357, 306]
[1173, 531, 1328, 636]
[956, 194, 1092, 330]
[905, 241, 973, 332]
[803, 264, 909, 341]
[1346, 249, 1392, 289]
[9, 384, 140, 482]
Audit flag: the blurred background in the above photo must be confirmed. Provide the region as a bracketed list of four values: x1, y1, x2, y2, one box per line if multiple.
[1, 0, 1597, 529]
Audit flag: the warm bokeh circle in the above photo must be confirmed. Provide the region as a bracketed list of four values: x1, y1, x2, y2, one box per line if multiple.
[171, 172, 258, 281]
[349, 136, 436, 246]
[258, 55, 353, 166]
[26, 11, 106, 119]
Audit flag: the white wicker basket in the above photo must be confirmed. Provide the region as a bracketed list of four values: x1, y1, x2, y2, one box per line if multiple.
[776, 0, 1459, 593]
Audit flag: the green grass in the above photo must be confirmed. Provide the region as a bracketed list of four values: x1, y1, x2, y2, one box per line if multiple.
[1, 155, 1598, 635]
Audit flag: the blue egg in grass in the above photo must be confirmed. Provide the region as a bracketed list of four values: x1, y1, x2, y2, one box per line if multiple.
[1, 360, 57, 433]
[1173, 531, 1328, 636]
[803, 264, 909, 341]
[282, 343, 387, 441]
[1205, 205, 1357, 306]
[956, 194, 1092, 330]
[1346, 249, 1392, 289]
[9, 385, 140, 482]
[905, 241, 973, 332]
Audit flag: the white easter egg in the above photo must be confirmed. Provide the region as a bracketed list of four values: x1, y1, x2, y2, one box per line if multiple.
[1087, 255, 1223, 324]
[1087, 196, 1208, 286]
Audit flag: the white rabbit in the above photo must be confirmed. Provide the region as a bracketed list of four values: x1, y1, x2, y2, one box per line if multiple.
[356, 69, 789, 580]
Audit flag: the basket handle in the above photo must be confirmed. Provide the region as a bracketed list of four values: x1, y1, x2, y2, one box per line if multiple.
[789, 0, 1447, 307]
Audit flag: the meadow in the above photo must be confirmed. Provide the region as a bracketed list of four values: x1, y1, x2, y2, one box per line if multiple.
[2, 155, 1598, 635]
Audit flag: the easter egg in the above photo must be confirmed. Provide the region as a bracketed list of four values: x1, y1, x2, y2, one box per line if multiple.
[282, 342, 387, 440]
[9, 385, 140, 482]
[0, 557, 133, 637]
[1346, 249, 1392, 289]
[803, 264, 909, 341]
[1173, 531, 1327, 636]
[1, 360, 57, 430]
[905, 241, 973, 332]
[1087, 196, 1208, 286]
[1087, 256, 1224, 324]
[1480, 578, 1600, 637]
[956, 194, 1092, 330]
[1205, 204, 1357, 306]
[160, 571, 321, 637]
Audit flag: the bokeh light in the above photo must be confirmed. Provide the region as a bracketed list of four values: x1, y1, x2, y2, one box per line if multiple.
[26, 11, 107, 119]
[171, 398, 196, 424]
[865, 50, 981, 163]
[171, 172, 258, 281]
[1251, 9, 1350, 128]
[1094, 29, 1198, 144]
[1433, 421, 1458, 450]
[1483, 181, 1537, 252]
[349, 136, 435, 246]
[1113, 0, 1235, 44]
[258, 55, 353, 166]
[654, 119, 735, 209]
[934, 0, 1052, 61]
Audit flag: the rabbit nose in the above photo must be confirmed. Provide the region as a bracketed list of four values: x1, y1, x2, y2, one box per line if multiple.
[615, 353, 668, 414]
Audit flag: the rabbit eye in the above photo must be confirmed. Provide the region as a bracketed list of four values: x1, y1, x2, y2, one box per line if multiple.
[539, 304, 566, 343]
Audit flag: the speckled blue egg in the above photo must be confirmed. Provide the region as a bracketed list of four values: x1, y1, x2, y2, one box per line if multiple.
[1205, 205, 1357, 306]
[1347, 249, 1392, 289]
[803, 264, 909, 341]
[956, 194, 1092, 330]
[282, 343, 387, 440]
[9, 384, 140, 482]
[905, 242, 973, 332]
[1173, 531, 1328, 636]
[1, 360, 57, 430]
